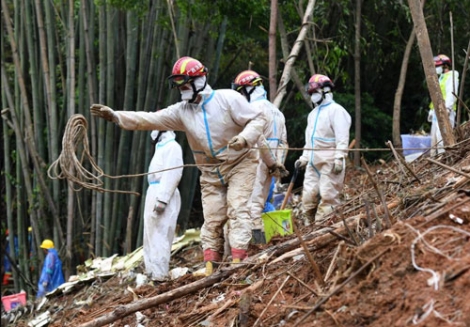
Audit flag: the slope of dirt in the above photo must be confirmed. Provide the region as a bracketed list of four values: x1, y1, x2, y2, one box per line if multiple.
[4, 126, 470, 327]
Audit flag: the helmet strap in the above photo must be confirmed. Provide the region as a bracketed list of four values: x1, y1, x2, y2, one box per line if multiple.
[188, 79, 207, 103]
[241, 86, 257, 102]
[152, 131, 164, 145]
[312, 89, 329, 107]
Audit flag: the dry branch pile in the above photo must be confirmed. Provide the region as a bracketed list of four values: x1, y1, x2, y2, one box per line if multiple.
[6, 124, 470, 327]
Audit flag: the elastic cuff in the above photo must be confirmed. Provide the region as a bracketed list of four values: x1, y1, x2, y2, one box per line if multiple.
[203, 249, 221, 262]
[231, 248, 248, 260]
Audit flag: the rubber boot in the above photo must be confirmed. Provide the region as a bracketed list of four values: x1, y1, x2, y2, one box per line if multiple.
[251, 229, 266, 244]
[204, 249, 221, 276]
[205, 261, 215, 276]
[302, 207, 317, 226]
[231, 248, 248, 264]
[315, 205, 334, 224]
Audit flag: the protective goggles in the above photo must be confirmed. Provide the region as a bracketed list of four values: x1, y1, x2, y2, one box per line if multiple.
[231, 78, 263, 92]
[167, 74, 193, 88]
[231, 83, 243, 92]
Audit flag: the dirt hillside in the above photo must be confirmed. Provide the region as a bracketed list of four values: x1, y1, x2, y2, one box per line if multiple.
[3, 124, 470, 327]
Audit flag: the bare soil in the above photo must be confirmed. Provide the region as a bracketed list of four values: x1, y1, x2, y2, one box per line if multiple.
[6, 128, 470, 327]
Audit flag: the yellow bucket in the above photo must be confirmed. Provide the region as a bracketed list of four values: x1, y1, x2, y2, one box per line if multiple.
[261, 209, 293, 243]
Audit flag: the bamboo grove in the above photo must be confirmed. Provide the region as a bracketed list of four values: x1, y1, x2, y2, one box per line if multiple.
[1, 0, 469, 296]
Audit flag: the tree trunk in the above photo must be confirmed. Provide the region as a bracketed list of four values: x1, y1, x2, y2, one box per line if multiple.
[95, 3, 107, 256]
[277, 13, 311, 108]
[2, 0, 63, 252]
[1, 65, 43, 264]
[456, 40, 469, 126]
[392, 30, 416, 149]
[81, 0, 97, 257]
[210, 16, 228, 86]
[268, 0, 278, 101]
[407, 0, 455, 147]
[129, 3, 158, 248]
[25, 1, 45, 160]
[273, 0, 315, 108]
[64, 0, 77, 280]
[2, 104, 17, 292]
[353, 0, 362, 167]
[104, 6, 116, 256]
[44, 0, 61, 240]
[119, 11, 139, 253]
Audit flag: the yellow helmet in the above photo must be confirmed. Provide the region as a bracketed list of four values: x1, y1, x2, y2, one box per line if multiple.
[40, 239, 54, 249]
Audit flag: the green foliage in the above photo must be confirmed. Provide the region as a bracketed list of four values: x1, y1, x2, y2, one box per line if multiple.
[103, 0, 149, 14]
[334, 92, 393, 162]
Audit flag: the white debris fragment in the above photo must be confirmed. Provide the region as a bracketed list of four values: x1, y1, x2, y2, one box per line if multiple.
[449, 214, 463, 224]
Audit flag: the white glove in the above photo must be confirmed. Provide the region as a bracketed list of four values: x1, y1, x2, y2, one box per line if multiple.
[333, 158, 344, 174]
[427, 110, 433, 122]
[295, 157, 308, 169]
[90, 104, 117, 122]
[228, 135, 247, 151]
[269, 163, 289, 178]
[153, 200, 167, 213]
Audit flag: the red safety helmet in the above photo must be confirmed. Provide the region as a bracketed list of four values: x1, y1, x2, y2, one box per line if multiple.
[167, 56, 207, 88]
[231, 70, 263, 92]
[433, 54, 451, 67]
[306, 74, 334, 95]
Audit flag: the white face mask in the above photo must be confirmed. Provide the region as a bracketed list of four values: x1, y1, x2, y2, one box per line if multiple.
[249, 85, 266, 101]
[310, 93, 323, 104]
[180, 89, 194, 101]
[436, 66, 443, 75]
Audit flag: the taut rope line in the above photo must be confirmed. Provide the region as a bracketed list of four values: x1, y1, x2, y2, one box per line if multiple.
[47, 114, 209, 195]
[49, 115, 468, 195]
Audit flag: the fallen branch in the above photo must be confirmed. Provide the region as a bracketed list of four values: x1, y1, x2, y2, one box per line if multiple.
[287, 271, 318, 296]
[268, 200, 399, 265]
[419, 196, 470, 226]
[79, 269, 235, 327]
[324, 242, 344, 283]
[79, 196, 400, 327]
[386, 140, 421, 183]
[253, 275, 290, 327]
[292, 216, 324, 288]
[294, 248, 390, 326]
[361, 157, 392, 228]
[207, 279, 264, 321]
[270, 227, 345, 265]
[426, 157, 470, 180]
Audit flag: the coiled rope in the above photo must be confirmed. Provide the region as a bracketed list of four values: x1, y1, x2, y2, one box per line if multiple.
[48, 115, 468, 195]
[48, 114, 202, 195]
[48, 114, 143, 195]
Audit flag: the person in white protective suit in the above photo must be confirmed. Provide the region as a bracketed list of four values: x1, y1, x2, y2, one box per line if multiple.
[90, 56, 287, 276]
[296, 74, 351, 225]
[143, 129, 183, 281]
[232, 70, 288, 243]
[427, 54, 459, 156]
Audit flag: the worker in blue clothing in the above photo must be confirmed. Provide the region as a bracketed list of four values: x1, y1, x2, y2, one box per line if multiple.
[37, 239, 65, 298]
